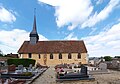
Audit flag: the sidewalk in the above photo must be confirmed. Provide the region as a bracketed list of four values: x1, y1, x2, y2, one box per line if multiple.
[32, 66, 56, 84]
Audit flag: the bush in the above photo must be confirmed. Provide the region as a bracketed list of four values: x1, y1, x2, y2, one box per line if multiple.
[7, 58, 36, 67]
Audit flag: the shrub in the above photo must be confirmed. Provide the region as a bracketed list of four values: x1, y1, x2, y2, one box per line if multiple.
[7, 58, 36, 67]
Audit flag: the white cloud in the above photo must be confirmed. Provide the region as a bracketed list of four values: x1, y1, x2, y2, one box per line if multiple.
[64, 32, 78, 40]
[0, 29, 48, 54]
[0, 5, 16, 23]
[118, 18, 120, 22]
[82, 22, 120, 57]
[38, 0, 60, 6]
[96, 0, 103, 5]
[82, 0, 120, 28]
[89, 28, 97, 35]
[38, 0, 120, 30]
[38, 0, 93, 30]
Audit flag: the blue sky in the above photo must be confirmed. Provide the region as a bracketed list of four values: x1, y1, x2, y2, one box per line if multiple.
[0, 0, 120, 57]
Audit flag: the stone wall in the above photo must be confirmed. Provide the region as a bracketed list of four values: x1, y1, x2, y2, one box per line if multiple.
[19, 53, 88, 66]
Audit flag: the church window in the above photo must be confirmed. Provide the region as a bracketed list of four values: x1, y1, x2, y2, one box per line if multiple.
[50, 53, 53, 59]
[28, 53, 32, 58]
[68, 53, 72, 59]
[38, 54, 40, 59]
[78, 53, 81, 59]
[59, 53, 62, 59]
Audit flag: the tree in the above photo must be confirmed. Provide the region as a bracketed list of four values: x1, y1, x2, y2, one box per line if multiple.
[0, 53, 3, 57]
[114, 56, 120, 58]
[0, 50, 4, 57]
[104, 56, 112, 61]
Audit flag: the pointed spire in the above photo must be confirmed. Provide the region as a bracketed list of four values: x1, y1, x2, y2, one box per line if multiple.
[31, 8, 37, 34]
[29, 8, 39, 44]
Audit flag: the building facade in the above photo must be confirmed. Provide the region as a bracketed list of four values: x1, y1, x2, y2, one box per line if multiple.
[18, 15, 88, 66]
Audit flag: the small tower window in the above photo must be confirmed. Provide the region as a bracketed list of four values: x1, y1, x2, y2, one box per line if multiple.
[50, 53, 53, 59]
[38, 54, 40, 59]
[28, 53, 32, 58]
[59, 53, 62, 59]
[68, 53, 72, 59]
[78, 53, 81, 59]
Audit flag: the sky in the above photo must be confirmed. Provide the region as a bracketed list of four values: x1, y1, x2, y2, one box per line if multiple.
[0, 0, 120, 57]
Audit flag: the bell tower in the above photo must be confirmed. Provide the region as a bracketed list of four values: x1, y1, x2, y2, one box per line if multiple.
[29, 8, 39, 44]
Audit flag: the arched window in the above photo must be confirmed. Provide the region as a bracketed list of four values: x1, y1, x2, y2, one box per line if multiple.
[78, 53, 81, 59]
[50, 53, 53, 59]
[59, 53, 62, 59]
[38, 54, 40, 59]
[68, 53, 72, 59]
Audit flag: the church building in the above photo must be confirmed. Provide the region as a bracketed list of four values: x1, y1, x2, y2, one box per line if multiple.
[18, 14, 88, 66]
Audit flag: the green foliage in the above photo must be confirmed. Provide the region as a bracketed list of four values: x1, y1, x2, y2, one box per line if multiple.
[7, 58, 36, 67]
[104, 56, 112, 61]
[0, 50, 4, 57]
[0, 53, 4, 57]
[114, 56, 120, 58]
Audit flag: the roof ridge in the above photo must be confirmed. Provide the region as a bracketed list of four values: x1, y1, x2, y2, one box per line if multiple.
[25, 40, 83, 42]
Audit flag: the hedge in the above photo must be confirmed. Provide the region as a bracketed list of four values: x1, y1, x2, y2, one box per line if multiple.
[7, 58, 36, 67]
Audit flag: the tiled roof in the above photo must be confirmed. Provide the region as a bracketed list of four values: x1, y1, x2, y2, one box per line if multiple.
[7, 54, 19, 58]
[18, 40, 87, 54]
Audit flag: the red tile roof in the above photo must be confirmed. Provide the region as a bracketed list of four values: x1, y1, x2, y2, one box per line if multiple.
[18, 40, 87, 54]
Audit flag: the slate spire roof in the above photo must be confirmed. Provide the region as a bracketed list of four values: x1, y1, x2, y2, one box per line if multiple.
[29, 8, 39, 44]
[30, 15, 37, 35]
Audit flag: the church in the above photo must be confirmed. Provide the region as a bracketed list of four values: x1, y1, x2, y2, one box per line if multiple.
[18, 14, 88, 66]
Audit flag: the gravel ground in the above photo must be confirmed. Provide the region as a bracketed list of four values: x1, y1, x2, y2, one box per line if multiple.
[32, 67, 120, 84]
